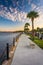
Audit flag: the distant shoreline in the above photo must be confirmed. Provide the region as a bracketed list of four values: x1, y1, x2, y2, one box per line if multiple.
[0, 30, 23, 33]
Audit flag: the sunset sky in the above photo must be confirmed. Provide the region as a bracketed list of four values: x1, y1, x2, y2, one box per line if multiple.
[0, 0, 43, 31]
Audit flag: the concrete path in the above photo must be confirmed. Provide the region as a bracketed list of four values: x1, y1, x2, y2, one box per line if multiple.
[11, 34, 43, 65]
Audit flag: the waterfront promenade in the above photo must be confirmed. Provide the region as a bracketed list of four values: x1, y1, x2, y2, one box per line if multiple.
[11, 34, 43, 65]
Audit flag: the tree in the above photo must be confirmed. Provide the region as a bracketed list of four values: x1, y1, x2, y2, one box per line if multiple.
[27, 11, 39, 40]
[37, 27, 40, 32]
[24, 23, 30, 33]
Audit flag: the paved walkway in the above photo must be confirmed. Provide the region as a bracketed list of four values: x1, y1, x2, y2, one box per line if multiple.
[11, 34, 43, 65]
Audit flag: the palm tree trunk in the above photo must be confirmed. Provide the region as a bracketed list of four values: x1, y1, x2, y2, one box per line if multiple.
[31, 18, 34, 40]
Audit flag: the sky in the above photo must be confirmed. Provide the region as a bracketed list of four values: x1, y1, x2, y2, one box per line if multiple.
[0, 0, 43, 31]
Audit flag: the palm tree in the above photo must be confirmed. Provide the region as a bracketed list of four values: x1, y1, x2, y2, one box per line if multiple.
[27, 11, 39, 40]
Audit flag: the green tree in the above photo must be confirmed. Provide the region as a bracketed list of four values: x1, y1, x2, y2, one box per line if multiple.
[37, 27, 40, 32]
[24, 23, 30, 33]
[27, 11, 39, 40]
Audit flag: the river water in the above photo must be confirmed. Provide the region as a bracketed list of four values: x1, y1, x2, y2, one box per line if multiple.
[0, 32, 20, 56]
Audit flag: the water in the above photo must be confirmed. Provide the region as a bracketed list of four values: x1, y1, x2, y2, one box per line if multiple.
[0, 32, 20, 56]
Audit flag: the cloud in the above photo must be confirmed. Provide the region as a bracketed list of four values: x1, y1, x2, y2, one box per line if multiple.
[31, 3, 37, 10]
[0, 6, 28, 22]
[0, 0, 43, 28]
[28, 0, 32, 5]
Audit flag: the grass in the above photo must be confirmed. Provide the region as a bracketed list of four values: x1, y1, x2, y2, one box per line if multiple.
[34, 37, 43, 49]
[28, 34, 43, 49]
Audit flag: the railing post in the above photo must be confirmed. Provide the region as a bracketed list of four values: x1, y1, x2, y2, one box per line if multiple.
[6, 43, 9, 60]
[13, 38, 15, 46]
